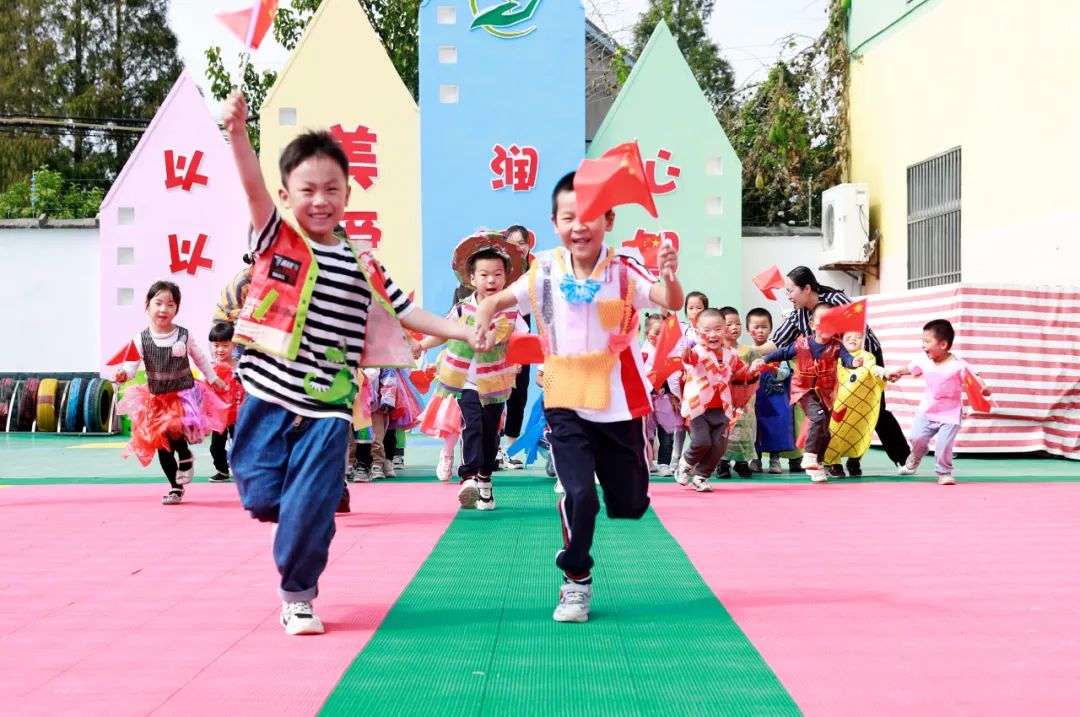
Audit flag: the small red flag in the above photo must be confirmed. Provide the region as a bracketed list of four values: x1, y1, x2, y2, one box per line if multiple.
[818, 299, 868, 337]
[646, 314, 683, 390]
[753, 265, 785, 300]
[217, 0, 279, 51]
[506, 333, 546, 365]
[574, 142, 658, 223]
[408, 366, 437, 395]
[106, 341, 141, 366]
[962, 369, 993, 413]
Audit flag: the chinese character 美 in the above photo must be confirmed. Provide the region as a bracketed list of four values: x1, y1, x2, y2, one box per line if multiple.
[330, 124, 379, 190]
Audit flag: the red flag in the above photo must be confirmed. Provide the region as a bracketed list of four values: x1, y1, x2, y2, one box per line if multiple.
[818, 299, 868, 336]
[574, 142, 658, 223]
[506, 333, 545, 365]
[217, 0, 279, 50]
[962, 369, 993, 413]
[753, 265, 785, 300]
[408, 366, 437, 394]
[106, 341, 141, 366]
[646, 314, 683, 390]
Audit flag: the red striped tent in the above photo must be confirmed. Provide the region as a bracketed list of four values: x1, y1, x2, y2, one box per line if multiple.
[866, 284, 1080, 459]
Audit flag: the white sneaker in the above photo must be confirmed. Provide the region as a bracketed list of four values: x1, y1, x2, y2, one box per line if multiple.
[392, 456, 405, 471]
[436, 455, 453, 482]
[281, 601, 324, 635]
[352, 464, 372, 483]
[496, 448, 509, 470]
[809, 469, 828, 483]
[937, 474, 956, 485]
[897, 460, 919, 476]
[658, 464, 673, 478]
[553, 582, 592, 623]
[691, 476, 713, 492]
[476, 480, 496, 511]
[175, 460, 195, 485]
[801, 453, 820, 471]
[554, 479, 565, 494]
[370, 463, 386, 480]
[676, 458, 694, 486]
[458, 478, 479, 509]
[381, 460, 396, 478]
[161, 488, 184, 505]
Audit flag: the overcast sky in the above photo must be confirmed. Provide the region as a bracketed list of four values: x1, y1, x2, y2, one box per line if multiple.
[169, 0, 829, 102]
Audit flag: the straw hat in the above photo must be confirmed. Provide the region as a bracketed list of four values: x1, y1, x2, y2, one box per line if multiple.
[451, 231, 527, 288]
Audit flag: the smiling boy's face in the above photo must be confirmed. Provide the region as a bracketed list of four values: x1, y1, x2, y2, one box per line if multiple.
[279, 155, 351, 240]
[552, 189, 613, 268]
[697, 314, 726, 350]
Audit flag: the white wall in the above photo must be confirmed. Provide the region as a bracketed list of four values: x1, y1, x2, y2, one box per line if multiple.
[0, 227, 100, 372]
[740, 232, 861, 325]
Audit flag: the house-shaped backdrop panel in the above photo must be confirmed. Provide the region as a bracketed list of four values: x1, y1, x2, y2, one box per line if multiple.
[98, 70, 248, 375]
[259, 0, 422, 299]
[419, 0, 585, 313]
[588, 21, 743, 310]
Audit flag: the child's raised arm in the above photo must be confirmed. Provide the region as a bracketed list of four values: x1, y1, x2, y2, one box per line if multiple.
[222, 90, 275, 234]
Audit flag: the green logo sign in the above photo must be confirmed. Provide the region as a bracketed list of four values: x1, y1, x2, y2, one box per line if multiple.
[470, 0, 541, 39]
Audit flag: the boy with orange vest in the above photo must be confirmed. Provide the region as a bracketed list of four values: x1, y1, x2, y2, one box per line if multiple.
[752, 303, 862, 483]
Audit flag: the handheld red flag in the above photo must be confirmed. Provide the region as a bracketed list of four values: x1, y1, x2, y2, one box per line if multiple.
[753, 265, 785, 300]
[962, 369, 993, 413]
[646, 314, 683, 390]
[217, 0, 279, 51]
[506, 333, 546, 365]
[574, 142, 658, 223]
[106, 341, 141, 366]
[818, 298, 868, 337]
[408, 366, 437, 395]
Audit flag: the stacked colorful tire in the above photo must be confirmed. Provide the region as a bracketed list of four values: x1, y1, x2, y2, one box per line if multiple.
[0, 377, 14, 431]
[18, 378, 40, 431]
[64, 378, 86, 433]
[82, 379, 115, 433]
[36, 378, 60, 433]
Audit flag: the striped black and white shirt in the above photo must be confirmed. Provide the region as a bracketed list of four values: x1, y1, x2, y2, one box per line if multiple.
[768, 288, 881, 354]
[238, 211, 414, 420]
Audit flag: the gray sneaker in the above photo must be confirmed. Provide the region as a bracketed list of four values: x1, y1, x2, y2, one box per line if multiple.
[352, 464, 372, 483]
[370, 463, 386, 480]
[553, 582, 592, 623]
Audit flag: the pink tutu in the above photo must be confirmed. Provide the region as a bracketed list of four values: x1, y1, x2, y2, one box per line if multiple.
[418, 393, 462, 439]
[117, 382, 230, 467]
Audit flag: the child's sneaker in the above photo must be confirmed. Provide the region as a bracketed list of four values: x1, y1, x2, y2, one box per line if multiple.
[801, 453, 821, 471]
[495, 448, 509, 470]
[392, 456, 405, 471]
[846, 457, 863, 477]
[676, 458, 694, 486]
[458, 477, 479, 509]
[476, 479, 495, 511]
[370, 463, 386, 481]
[553, 479, 565, 494]
[176, 460, 195, 485]
[507, 456, 524, 470]
[827, 464, 846, 479]
[352, 464, 372, 483]
[768, 457, 783, 474]
[281, 600, 324, 635]
[657, 464, 673, 478]
[436, 454, 453, 482]
[748, 458, 763, 473]
[897, 459, 919, 476]
[733, 461, 753, 478]
[381, 460, 396, 478]
[716, 460, 732, 479]
[937, 474, 956, 485]
[691, 475, 713, 492]
[209, 470, 231, 483]
[161, 487, 184, 505]
[808, 468, 828, 483]
[553, 582, 592, 623]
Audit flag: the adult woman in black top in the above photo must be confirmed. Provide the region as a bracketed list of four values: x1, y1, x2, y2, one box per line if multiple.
[758, 266, 911, 471]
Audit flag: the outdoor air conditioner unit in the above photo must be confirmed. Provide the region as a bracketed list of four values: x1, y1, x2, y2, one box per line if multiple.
[820, 183, 870, 264]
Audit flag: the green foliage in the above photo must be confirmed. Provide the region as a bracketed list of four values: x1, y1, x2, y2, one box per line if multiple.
[0, 166, 105, 219]
[0, 0, 183, 192]
[203, 0, 420, 151]
[628, 0, 735, 111]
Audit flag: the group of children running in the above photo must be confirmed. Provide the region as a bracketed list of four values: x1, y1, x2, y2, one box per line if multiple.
[110, 87, 990, 634]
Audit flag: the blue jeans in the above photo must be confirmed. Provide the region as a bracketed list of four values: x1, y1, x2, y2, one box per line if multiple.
[231, 394, 351, 602]
[908, 413, 961, 476]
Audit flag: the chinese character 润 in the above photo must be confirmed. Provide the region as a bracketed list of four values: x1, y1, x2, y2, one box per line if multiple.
[329, 124, 379, 190]
[164, 150, 209, 192]
[645, 148, 681, 195]
[168, 233, 214, 276]
[490, 144, 539, 192]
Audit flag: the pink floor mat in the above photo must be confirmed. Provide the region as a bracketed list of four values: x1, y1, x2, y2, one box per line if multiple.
[651, 481, 1080, 716]
[0, 482, 457, 716]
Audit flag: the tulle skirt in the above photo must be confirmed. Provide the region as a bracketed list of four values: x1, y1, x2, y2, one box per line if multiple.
[117, 383, 229, 467]
[388, 370, 422, 430]
[418, 393, 462, 439]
